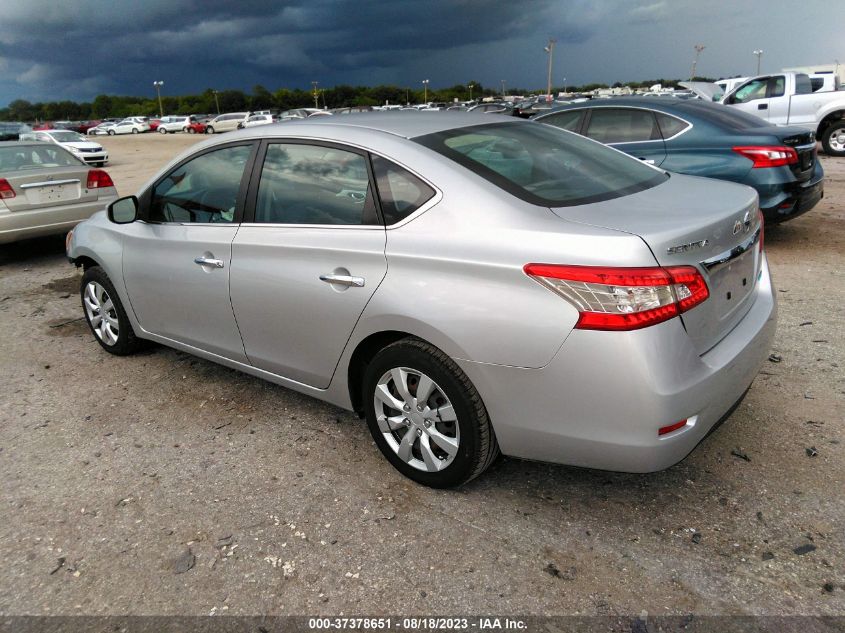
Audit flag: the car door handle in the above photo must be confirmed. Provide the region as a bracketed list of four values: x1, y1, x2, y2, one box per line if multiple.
[639, 158, 656, 164]
[319, 274, 365, 287]
[194, 256, 225, 268]
[758, 103, 768, 110]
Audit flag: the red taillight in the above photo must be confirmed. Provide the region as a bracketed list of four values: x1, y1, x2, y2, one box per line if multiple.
[86, 169, 114, 189]
[733, 146, 798, 168]
[0, 178, 15, 199]
[523, 264, 710, 331]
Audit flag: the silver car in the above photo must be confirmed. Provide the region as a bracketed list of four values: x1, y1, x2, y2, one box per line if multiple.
[0, 141, 118, 244]
[66, 113, 776, 487]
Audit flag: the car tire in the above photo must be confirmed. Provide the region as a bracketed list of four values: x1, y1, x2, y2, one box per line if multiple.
[362, 337, 499, 488]
[107, 130, 115, 135]
[188, 128, 196, 134]
[80, 267, 144, 356]
[132, 128, 139, 134]
[158, 127, 167, 134]
[821, 121, 845, 157]
[206, 126, 215, 134]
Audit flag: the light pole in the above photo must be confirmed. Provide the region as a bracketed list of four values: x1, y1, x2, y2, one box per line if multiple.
[212, 90, 220, 114]
[691, 44, 705, 80]
[501, 79, 506, 97]
[753, 49, 763, 75]
[153, 81, 164, 118]
[422, 79, 429, 104]
[468, 82, 474, 101]
[311, 81, 319, 108]
[563, 77, 567, 94]
[544, 38, 556, 101]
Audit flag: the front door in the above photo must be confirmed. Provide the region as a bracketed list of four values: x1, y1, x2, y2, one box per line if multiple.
[121, 142, 256, 362]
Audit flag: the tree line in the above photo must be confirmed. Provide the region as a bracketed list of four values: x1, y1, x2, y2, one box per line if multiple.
[0, 78, 708, 122]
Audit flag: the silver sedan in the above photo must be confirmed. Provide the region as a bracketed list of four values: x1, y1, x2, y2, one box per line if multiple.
[66, 113, 776, 487]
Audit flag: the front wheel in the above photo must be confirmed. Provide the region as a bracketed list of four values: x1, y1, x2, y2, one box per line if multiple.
[821, 121, 845, 157]
[205, 126, 215, 134]
[158, 126, 167, 134]
[363, 338, 499, 488]
[132, 128, 139, 134]
[107, 130, 115, 136]
[81, 267, 144, 356]
[188, 127, 196, 134]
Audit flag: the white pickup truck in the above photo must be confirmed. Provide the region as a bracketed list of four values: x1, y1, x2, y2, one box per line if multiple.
[684, 73, 845, 156]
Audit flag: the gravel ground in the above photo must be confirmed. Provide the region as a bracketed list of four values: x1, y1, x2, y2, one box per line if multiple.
[0, 134, 842, 616]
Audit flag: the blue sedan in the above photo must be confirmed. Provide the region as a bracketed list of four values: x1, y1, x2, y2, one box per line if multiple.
[534, 97, 824, 223]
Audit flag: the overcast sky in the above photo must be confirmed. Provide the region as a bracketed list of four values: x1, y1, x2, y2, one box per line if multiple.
[0, 0, 840, 106]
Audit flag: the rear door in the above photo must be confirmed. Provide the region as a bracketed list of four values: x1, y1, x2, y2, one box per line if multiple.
[583, 107, 668, 166]
[121, 142, 257, 361]
[229, 141, 388, 388]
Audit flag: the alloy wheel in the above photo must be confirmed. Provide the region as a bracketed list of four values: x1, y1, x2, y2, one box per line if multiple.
[373, 367, 460, 472]
[83, 281, 119, 346]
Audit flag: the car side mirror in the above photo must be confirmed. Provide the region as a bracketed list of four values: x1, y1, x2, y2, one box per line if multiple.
[108, 196, 138, 224]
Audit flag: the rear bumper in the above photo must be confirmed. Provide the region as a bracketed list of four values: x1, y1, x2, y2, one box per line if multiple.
[761, 174, 823, 223]
[0, 194, 117, 244]
[457, 257, 777, 473]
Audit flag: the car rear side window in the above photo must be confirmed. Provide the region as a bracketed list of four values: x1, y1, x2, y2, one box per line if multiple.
[585, 108, 660, 144]
[539, 110, 585, 132]
[371, 156, 435, 225]
[149, 144, 251, 223]
[254, 143, 378, 225]
[655, 113, 690, 139]
[415, 122, 666, 207]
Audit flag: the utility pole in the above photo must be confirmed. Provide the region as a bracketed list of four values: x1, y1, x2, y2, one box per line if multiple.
[501, 79, 506, 97]
[753, 49, 763, 75]
[212, 90, 220, 114]
[422, 79, 430, 104]
[691, 44, 705, 80]
[153, 81, 164, 118]
[311, 81, 319, 108]
[544, 38, 556, 101]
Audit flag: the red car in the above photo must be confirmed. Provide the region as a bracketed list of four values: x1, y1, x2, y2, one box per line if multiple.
[184, 120, 207, 134]
[148, 119, 162, 131]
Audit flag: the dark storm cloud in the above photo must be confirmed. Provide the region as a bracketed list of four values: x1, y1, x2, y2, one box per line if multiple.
[0, 0, 599, 103]
[0, 0, 839, 105]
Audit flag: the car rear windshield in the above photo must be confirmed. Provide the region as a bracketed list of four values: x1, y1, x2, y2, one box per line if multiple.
[680, 101, 771, 130]
[414, 122, 667, 207]
[0, 145, 81, 171]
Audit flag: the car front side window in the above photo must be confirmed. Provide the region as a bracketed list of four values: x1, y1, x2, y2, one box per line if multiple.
[254, 143, 377, 225]
[149, 145, 252, 224]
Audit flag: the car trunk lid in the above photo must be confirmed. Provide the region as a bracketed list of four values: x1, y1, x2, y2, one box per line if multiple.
[549, 173, 762, 355]
[2, 165, 97, 212]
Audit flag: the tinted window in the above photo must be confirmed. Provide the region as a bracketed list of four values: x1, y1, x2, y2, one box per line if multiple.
[255, 143, 376, 225]
[796, 74, 813, 94]
[372, 156, 436, 225]
[655, 112, 690, 138]
[539, 109, 585, 132]
[415, 122, 666, 207]
[585, 108, 659, 143]
[769, 76, 785, 98]
[150, 144, 251, 223]
[678, 101, 770, 130]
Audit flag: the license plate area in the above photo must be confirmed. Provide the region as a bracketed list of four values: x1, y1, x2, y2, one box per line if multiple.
[24, 182, 81, 205]
[707, 247, 757, 321]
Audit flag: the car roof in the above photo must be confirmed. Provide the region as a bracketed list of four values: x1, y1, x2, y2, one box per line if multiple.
[0, 141, 49, 148]
[536, 96, 737, 117]
[253, 111, 524, 139]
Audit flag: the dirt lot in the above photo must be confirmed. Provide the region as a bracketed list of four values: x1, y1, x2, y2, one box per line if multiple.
[0, 133, 842, 617]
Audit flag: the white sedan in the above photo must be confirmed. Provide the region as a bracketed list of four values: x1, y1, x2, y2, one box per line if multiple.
[20, 130, 108, 166]
[106, 118, 150, 135]
[242, 114, 275, 128]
